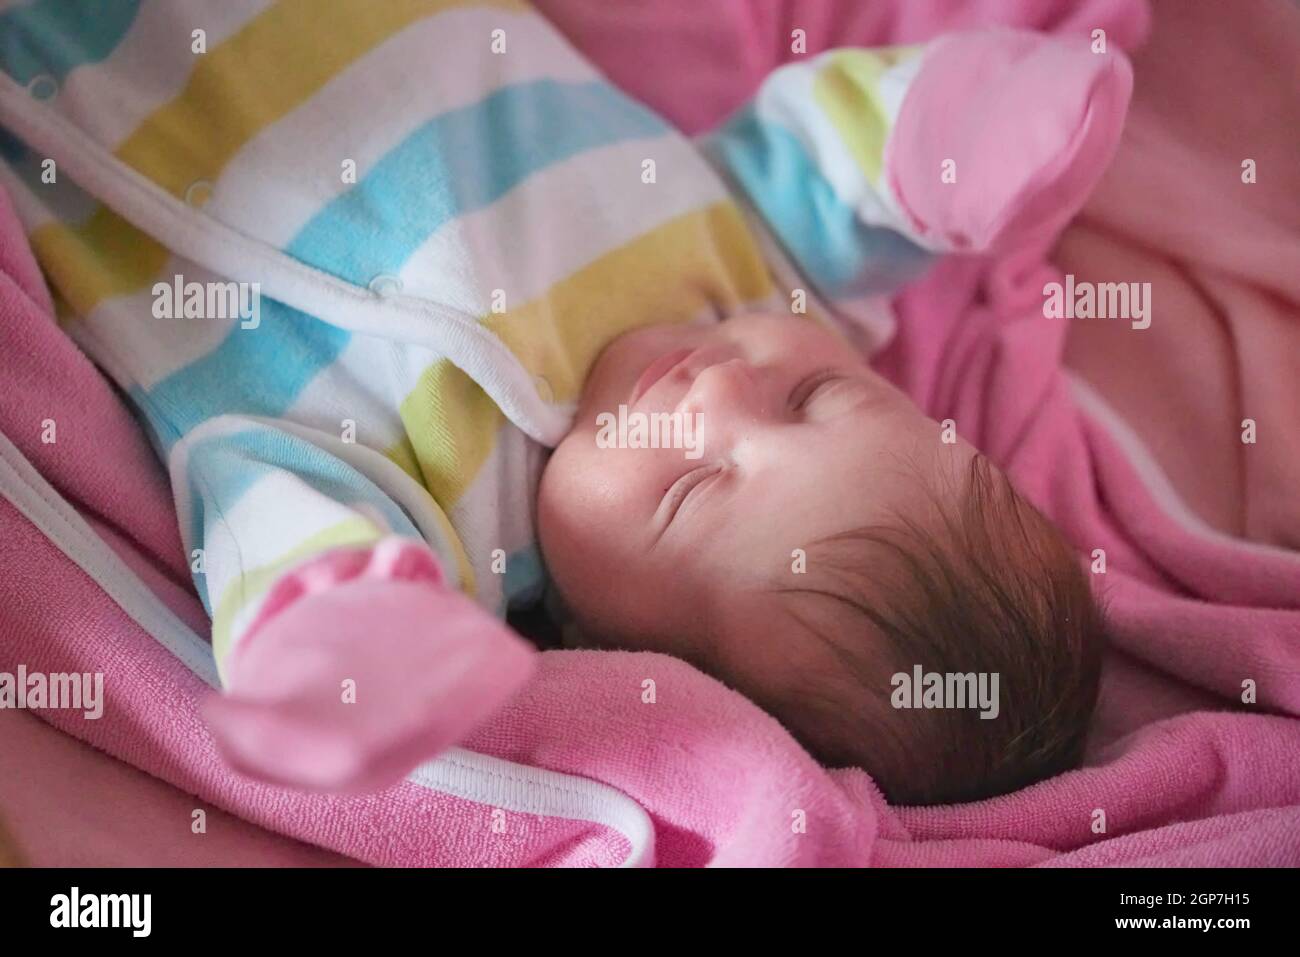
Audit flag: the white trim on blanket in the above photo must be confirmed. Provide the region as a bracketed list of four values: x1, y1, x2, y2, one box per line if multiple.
[1068, 372, 1300, 566]
[0, 430, 220, 684]
[0, 428, 656, 867]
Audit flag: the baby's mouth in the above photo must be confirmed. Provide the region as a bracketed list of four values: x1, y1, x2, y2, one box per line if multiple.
[629, 347, 694, 407]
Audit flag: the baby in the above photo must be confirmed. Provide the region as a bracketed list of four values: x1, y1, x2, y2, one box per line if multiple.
[540, 313, 1104, 805]
[0, 0, 1126, 803]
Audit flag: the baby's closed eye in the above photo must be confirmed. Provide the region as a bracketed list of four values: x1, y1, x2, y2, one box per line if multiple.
[657, 464, 728, 534]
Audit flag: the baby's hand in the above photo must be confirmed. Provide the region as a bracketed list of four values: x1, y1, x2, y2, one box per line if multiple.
[888, 28, 1132, 252]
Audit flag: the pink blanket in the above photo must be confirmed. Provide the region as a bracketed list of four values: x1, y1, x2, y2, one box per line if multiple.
[1, 0, 1297, 866]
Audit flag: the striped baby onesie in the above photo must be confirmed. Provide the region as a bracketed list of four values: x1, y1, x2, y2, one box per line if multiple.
[0, 0, 1118, 786]
[0, 0, 940, 675]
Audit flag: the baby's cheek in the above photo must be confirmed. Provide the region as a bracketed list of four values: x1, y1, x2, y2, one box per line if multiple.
[539, 443, 631, 582]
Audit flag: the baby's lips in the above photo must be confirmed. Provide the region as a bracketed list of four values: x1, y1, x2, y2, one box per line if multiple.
[630, 347, 694, 407]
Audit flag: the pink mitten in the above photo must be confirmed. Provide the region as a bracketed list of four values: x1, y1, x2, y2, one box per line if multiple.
[887, 27, 1133, 252]
[202, 538, 536, 792]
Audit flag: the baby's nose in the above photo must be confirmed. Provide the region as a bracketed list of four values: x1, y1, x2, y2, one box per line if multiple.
[677, 358, 765, 420]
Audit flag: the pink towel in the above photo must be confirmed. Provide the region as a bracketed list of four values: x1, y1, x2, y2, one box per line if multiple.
[2, 0, 1298, 867]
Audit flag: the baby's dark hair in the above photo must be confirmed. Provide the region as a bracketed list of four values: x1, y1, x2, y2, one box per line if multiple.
[768, 454, 1104, 806]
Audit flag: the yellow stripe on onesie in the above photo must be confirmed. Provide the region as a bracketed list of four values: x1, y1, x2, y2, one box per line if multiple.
[0, 0, 779, 677]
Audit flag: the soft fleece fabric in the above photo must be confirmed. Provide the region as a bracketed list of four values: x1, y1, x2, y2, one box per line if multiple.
[1, 0, 1298, 866]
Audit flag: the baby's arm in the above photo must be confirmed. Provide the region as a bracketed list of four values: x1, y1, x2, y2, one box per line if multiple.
[172, 417, 534, 791]
[705, 27, 1131, 298]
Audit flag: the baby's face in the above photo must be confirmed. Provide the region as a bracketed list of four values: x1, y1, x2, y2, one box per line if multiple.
[537, 313, 976, 680]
